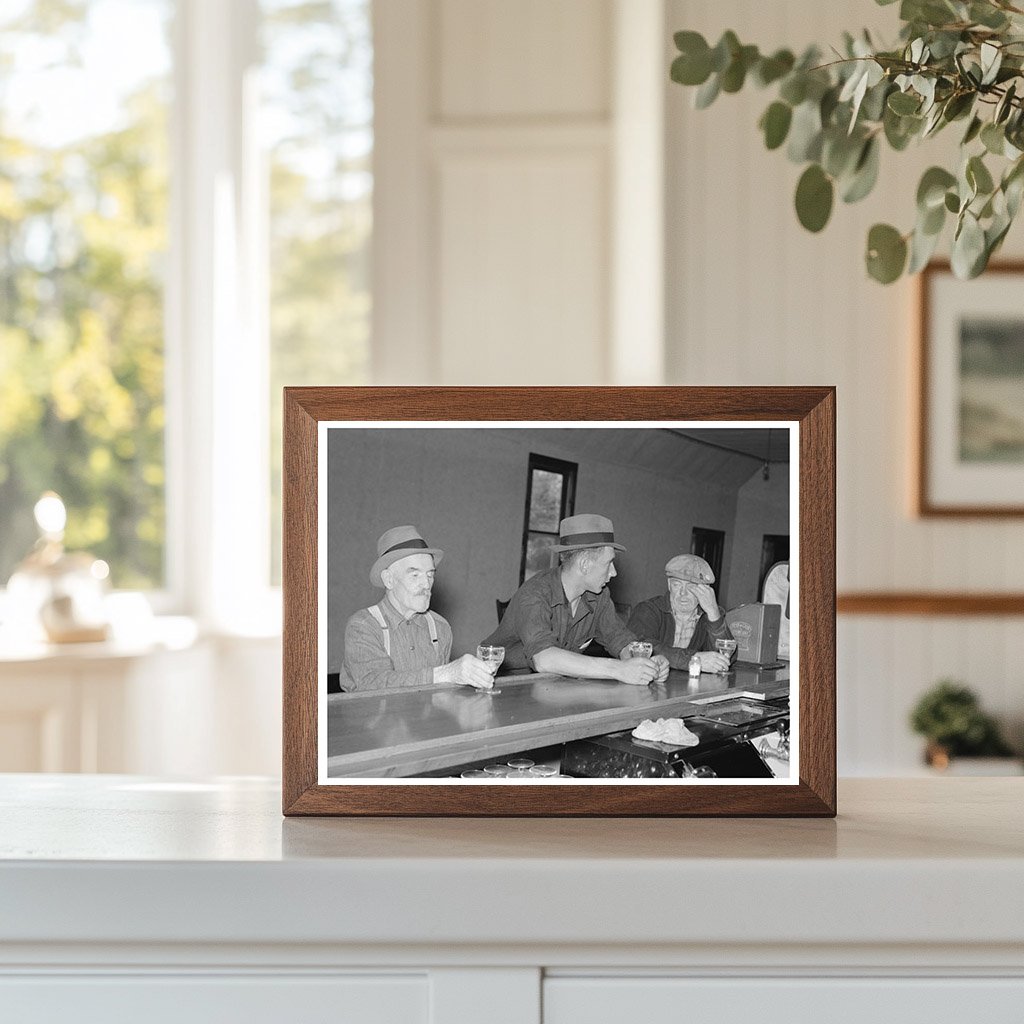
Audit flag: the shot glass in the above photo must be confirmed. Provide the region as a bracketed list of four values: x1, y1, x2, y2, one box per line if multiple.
[627, 641, 653, 659]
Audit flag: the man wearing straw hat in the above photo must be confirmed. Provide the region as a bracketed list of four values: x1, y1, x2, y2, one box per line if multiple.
[340, 525, 494, 691]
[482, 514, 669, 685]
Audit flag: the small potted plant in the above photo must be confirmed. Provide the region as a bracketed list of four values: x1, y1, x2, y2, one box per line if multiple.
[910, 680, 1017, 772]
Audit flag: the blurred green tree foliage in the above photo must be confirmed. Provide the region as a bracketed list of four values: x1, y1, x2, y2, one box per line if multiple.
[0, 0, 169, 588]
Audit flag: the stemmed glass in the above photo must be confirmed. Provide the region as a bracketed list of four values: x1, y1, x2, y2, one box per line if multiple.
[714, 638, 737, 672]
[476, 644, 505, 693]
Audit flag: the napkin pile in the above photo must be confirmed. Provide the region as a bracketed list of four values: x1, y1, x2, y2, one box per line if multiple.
[631, 717, 699, 747]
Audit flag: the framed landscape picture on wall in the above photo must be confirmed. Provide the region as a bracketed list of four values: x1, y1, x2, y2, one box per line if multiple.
[282, 387, 836, 817]
[918, 261, 1024, 517]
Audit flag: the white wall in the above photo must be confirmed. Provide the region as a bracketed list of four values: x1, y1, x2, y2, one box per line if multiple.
[663, 0, 1024, 773]
[730, 467, 791, 608]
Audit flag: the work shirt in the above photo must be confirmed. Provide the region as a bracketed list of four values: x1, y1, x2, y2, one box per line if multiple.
[627, 593, 733, 671]
[482, 566, 636, 671]
[340, 597, 453, 691]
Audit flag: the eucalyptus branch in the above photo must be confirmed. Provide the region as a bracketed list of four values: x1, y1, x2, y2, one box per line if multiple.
[670, 3, 1024, 283]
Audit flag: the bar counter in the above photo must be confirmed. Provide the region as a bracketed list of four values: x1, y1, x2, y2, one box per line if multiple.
[327, 664, 789, 777]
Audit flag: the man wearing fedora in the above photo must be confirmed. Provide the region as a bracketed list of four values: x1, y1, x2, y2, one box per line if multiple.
[627, 553, 734, 672]
[481, 514, 668, 684]
[340, 525, 494, 691]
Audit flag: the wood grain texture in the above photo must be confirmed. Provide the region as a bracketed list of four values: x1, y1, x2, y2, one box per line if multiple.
[282, 386, 836, 817]
[916, 260, 1024, 518]
[282, 391, 319, 812]
[838, 593, 1024, 615]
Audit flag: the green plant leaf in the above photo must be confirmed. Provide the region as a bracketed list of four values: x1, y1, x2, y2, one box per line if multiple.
[962, 115, 983, 145]
[967, 154, 995, 195]
[981, 122, 1005, 155]
[779, 73, 807, 106]
[917, 166, 957, 210]
[951, 211, 986, 278]
[787, 100, 823, 162]
[888, 90, 921, 115]
[671, 54, 708, 88]
[721, 44, 759, 93]
[866, 223, 907, 283]
[842, 136, 880, 202]
[944, 190, 961, 213]
[908, 220, 943, 273]
[860, 79, 892, 122]
[969, 2, 1009, 30]
[795, 164, 834, 232]
[710, 31, 740, 73]
[694, 73, 721, 109]
[822, 128, 863, 177]
[942, 91, 974, 122]
[753, 49, 795, 87]
[760, 101, 792, 150]
[995, 82, 1017, 125]
[980, 41, 1002, 86]
[921, 199, 946, 235]
[884, 106, 922, 150]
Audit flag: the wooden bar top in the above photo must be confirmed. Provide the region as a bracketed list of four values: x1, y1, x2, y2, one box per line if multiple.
[327, 665, 789, 777]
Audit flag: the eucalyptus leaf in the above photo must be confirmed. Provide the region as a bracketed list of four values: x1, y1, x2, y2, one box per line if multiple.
[921, 200, 946, 235]
[884, 106, 921, 149]
[694, 73, 721, 109]
[917, 166, 957, 210]
[842, 137, 881, 203]
[822, 128, 863, 177]
[760, 101, 793, 150]
[787, 100, 824, 162]
[980, 42, 1002, 87]
[908, 221, 942, 273]
[970, 2, 1009, 30]
[795, 164, 834, 232]
[1006, 171, 1024, 218]
[888, 90, 921, 115]
[942, 92, 974, 122]
[944, 190, 961, 213]
[779, 74, 807, 106]
[995, 82, 1017, 124]
[951, 211, 986, 278]
[962, 115, 983, 145]
[967, 154, 995, 195]
[981, 122, 1005, 155]
[710, 31, 740, 73]
[866, 223, 908, 283]
[721, 45, 759, 93]
[754, 49, 795, 87]
[860, 79, 892, 122]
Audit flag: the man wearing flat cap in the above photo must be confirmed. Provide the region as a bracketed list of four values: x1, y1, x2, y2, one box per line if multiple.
[340, 525, 494, 691]
[627, 554, 734, 673]
[481, 514, 668, 685]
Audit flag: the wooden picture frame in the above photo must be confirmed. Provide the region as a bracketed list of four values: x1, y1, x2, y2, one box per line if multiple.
[917, 261, 1024, 517]
[283, 387, 836, 816]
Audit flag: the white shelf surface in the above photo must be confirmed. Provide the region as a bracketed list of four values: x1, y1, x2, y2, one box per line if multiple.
[1, 775, 1023, 956]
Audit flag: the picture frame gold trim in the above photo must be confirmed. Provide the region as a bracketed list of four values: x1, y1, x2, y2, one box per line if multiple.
[282, 387, 836, 817]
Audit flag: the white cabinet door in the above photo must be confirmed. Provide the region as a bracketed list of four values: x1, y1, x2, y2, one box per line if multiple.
[0, 974, 428, 1024]
[544, 977, 1024, 1023]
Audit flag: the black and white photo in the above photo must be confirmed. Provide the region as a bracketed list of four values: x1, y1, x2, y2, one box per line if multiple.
[318, 422, 798, 785]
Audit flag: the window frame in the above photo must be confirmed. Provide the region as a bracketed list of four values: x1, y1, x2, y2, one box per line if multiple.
[518, 453, 578, 585]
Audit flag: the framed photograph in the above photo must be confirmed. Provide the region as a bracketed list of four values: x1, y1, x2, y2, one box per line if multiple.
[283, 387, 836, 816]
[917, 261, 1024, 516]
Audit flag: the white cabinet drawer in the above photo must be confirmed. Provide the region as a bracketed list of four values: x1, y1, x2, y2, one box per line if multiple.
[544, 977, 1024, 1024]
[0, 974, 427, 1024]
